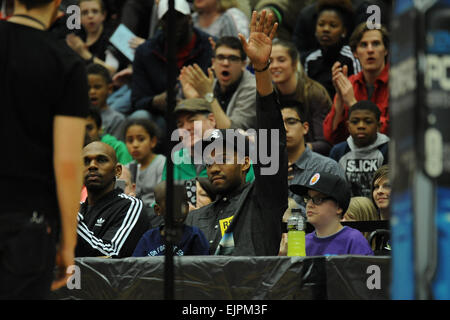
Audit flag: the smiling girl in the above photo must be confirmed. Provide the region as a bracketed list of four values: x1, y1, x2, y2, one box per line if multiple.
[269, 39, 332, 155]
[372, 165, 391, 220]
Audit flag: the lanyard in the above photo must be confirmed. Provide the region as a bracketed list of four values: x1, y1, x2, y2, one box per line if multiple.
[11, 14, 46, 29]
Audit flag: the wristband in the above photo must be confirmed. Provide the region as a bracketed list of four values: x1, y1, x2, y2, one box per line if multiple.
[253, 59, 271, 72]
[266, 6, 282, 25]
[85, 54, 94, 65]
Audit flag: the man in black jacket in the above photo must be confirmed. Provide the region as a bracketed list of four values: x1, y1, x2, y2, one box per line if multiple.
[76, 141, 150, 258]
[185, 10, 288, 256]
[130, 0, 214, 128]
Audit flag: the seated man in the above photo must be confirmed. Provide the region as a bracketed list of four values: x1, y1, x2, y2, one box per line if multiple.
[185, 10, 288, 256]
[130, 0, 213, 129]
[323, 22, 390, 145]
[76, 141, 150, 258]
[163, 97, 255, 182]
[118, 165, 136, 197]
[180, 36, 257, 130]
[282, 102, 345, 210]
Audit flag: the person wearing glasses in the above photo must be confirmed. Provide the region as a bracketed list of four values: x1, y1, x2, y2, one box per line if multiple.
[290, 172, 373, 256]
[282, 102, 345, 212]
[269, 39, 332, 156]
[180, 36, 256, 130]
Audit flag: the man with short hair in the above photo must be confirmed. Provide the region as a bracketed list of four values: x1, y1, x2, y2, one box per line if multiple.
[75, 141, 150, 258]
[0, 0, 88, 298]
[185, 10, 287, 256]
[180, 36, 257, 130]
[323, 22, 390, 145]
[282, 103, 346, 210]
[162, 98, 255, 182]
[119, 165, 136, 197]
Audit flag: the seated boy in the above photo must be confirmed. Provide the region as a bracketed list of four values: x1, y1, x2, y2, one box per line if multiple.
[87, 63, 126, 140]
[290, 172, 373, 256]
[132, 181, 209, 257]
[329, 100, 389, 197]
[84, 106, 133, 165]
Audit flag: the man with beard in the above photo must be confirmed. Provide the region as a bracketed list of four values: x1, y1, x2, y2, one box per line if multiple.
[185, 10, 288, 256]
[75, 142, 150, 258]
[0, 0, 88, 298]
[130, 0, 214, 132]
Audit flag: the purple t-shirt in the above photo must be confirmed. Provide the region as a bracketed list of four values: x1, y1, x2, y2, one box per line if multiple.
[306, 226, 374, 256]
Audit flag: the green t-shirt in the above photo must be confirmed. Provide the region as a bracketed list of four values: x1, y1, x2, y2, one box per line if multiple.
[101, 134, 133, 165]
[161, 148, 255, 182]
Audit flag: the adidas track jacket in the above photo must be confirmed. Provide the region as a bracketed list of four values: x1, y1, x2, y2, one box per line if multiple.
[76, 189, 150, 258]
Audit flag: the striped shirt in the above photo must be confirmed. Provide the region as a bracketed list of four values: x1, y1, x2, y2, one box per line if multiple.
[76, 189, 150, 258]
[304, 44, 361, 99]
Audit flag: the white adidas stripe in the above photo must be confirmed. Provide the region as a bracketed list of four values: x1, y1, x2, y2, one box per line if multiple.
[340, 46, 361, 74]
[76, 193, 143, 256]
[112, 194, 143, 253]
[304, 49, 322, 74]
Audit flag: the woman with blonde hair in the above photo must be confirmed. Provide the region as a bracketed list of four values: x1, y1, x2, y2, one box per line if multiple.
[192, 0, 249, 38]
[343, 197, 379, 222]
[343, 196, 379, 245]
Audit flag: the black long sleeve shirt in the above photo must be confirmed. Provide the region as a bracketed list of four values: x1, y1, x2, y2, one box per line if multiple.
[76, 189, 150, 258]
[185, 92, 288, 256]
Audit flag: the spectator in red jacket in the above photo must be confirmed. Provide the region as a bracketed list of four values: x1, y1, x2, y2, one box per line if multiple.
[323, 22, 389, 145]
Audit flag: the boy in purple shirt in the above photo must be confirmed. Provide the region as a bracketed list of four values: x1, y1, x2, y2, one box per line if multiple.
[290, 172, 373, 256]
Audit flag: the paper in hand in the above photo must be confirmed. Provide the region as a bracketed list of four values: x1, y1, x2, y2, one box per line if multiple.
[109, 24, 137, 62]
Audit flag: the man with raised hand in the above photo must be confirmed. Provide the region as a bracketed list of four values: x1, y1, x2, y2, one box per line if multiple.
[185, 10, 288, 256]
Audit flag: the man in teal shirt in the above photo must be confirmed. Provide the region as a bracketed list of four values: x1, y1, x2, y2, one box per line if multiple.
[162, 98, 254, 182]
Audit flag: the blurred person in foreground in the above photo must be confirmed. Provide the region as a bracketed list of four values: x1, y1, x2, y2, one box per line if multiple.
[0, 0, 88, 298]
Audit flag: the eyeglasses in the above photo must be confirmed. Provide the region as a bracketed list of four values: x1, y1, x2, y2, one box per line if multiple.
[215, 54, 242, 63]
[303, 195, 335, 205]
[284, 118, 303, 126]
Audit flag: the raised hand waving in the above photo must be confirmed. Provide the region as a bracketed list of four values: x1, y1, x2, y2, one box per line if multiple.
[238, 10, 278, 70]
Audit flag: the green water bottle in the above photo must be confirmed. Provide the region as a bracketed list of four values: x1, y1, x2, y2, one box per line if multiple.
[287, 208, 306, 256]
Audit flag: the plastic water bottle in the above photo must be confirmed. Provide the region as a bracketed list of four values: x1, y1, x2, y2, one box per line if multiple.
[287, 208, 306, 256]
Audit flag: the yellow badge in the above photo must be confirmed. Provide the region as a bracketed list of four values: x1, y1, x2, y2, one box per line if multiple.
[219, 216, 234, 237]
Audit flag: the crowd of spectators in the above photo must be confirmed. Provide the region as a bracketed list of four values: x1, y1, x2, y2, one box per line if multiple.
[2, 0, 393, 259]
